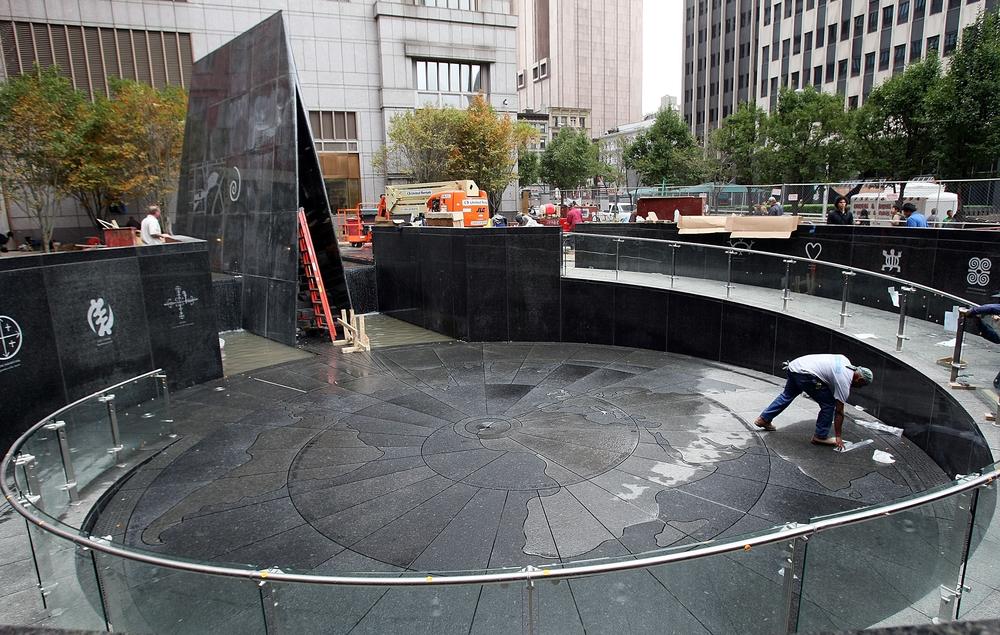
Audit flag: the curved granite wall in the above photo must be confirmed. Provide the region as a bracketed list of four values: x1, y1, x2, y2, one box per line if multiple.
[374, 226, 992, 477]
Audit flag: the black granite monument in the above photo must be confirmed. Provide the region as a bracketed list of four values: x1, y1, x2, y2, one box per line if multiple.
[174, 12, 351, 346]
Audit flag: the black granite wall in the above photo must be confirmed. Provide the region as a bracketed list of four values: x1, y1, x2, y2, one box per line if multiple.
[0, 243, 223, 449]
[174, 12, 350, 346]
[211, 274, 243, 331]
[374, 226, 991, 477]
[574, 224, 1000, 318]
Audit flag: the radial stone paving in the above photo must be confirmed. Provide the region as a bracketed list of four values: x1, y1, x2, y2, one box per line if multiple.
[94, 342, 955, 633]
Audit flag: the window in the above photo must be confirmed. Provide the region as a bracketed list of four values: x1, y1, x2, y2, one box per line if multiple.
[786, 0, 793, 17]
[865, 51, 875, 73]
[854, 15, 865, 36]
[849, 95, 859, 109]
[764, 3, 772, 24]
[814, 65, 824, 84]
[816, 27, 825, 47]
[417, 0, 474, 7]
[879, 48, 890, 70]
[775, 3, 782, 19]
[805, 32, 813, 49]
[709, 107, 717, 122]
[517, 72, 524, 88]
[772, 44, 779, 60]
[569, 116, 577, 126]
[796, 0, 803, 13]
[910, 38, 922, 60]
[687, 6, 695, 19]
[930, 0, 942, 12]
[698, 57, 705, 71]
[763, 44, 770, 62]
[415, 60, 485, 107]
[826, 61, 835, 82]
[761, 77, 770, 95]
[829, 23, 838, 42]
[868, 3, 879, 31]
[944, 30, 958, 54]
[539, 62, 547, 78]
[697, 112, 704, 124]
[794, 35, 802, 54]
[915, 0, 926, 12]
[770, 76, 779, 95]
[531, 65, 539, 80]
[711, 52, 718, 67]
[697, 86, 705, 98]
[308, 110, 360, 152]
[841, 19, 850, 39]
[791, 71, 800, 88]
[0, 20, 193, 100]
[927, 34, 940, 51]
[838, 58, 848, 79]
[851, 55, 861, 75]
[898, 0, 910, 21]
[579, 117, 585, 128]
[894, 44, 906, 68]
[882, 5, 893, 26]
[783, 38, 791, 57]
[686, 34, 694, 47]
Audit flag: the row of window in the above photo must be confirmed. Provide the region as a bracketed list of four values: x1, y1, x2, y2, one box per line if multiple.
[414, 0, 476, 9]
[0, 20, 192, 100]
[761, 0, 969, 28]
[415, 60, 485, 93]
[516, 59, 548, 88]
[308, 110, 360, 153]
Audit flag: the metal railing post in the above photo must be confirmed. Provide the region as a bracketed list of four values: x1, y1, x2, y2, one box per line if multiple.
[259, 580, 280, 634]
[155, 372, 176, 438]
[725, 249, 737, 298]
[668, 242, 680, 287]
[950, 308, 968, 384]
[614, 238, 624, 281]
[521, 566, 539, 635]
[782, 535, 808, 634]
[895, 286, 914, 352]
[99, 394, 125, 467]
[782, 259, 795, 311]
[839, 271, 856, 328]
[947, 486, 982, 620]
[13, 453, 42, 509]
[42, 420, 79, 505]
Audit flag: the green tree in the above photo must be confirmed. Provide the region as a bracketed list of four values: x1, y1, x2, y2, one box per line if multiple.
[540, 127, 604, 196]
[759, 87, 854, 184]
[709, 102, 768, 184]
[0, 66, 84, 251]
[852, 55, 941, 180]
[449, 95, 538, 213]
[928, 11, 1000, 177]
[518, 150, 541, 186]
[623, 109, 706, 186]
[373, 107, 464, 182]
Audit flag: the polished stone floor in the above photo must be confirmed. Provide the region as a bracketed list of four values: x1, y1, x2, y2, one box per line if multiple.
[81, 342, 965, 633]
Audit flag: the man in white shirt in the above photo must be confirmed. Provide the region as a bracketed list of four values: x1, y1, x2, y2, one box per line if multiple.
[753, 354, 873, 449]
[140, 205, 170, 245]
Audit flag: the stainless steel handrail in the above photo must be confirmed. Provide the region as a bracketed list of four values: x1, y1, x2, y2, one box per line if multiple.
[3, 368, 997, 587]
[570, 232, 978, 309]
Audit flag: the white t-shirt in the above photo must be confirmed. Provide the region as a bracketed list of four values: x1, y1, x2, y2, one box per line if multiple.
[788, 354, 854, 404]
[141, 215, 163, 245]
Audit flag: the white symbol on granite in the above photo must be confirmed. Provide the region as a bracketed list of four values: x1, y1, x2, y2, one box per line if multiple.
[0, 316, 23, 360]
[86, 298, 115, 337]
[163, 286, 199, 322]
[229, 166, 241, 201]
[881, 249, 902, 273]
[968, 257, 991, 286]
[729, 239, 755, 251]
[805, 242, 822, 260]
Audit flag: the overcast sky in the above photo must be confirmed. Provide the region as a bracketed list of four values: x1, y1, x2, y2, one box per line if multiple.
[642, 0, 684, 115]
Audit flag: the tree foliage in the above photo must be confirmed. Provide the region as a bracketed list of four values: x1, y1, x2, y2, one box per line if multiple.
[709, 102, 768, 184]
[376, 97, 537, 212]
[518, 150, 541, 186]
[0, 66, 84, 251]
[540, 127, 608, 195]
[852, 55, 940, 180]
[928, 10, 1000, 177]
[623, 109, 706, 186]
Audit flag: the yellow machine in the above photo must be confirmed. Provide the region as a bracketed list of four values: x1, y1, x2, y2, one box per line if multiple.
[377, 180, 489, 227]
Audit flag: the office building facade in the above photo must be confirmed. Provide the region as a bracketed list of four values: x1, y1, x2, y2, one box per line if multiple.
[514, 0, 643, 139]
[0, 0, 517, 237]
[683, 0, 996, 143]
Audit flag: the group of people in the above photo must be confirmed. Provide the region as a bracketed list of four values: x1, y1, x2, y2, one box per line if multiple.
[825, 197, 959, 227]
[749, 196, 786, 216]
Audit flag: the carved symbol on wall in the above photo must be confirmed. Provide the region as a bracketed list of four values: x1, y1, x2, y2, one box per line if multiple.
[163, 286, 199, 323]
[729, 239, 755, 251]
[881, 249, 902, 273]
[191, 163, 242, 215]
[0, 315, 22, 360]
[968, 257, 991, 287]
[805, 242, 822, 260]
[86, 298, 115, 337]
[229, 167, 242, 202]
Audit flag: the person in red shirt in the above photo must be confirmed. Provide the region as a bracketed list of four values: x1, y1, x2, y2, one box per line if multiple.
[565, 202, 583, 231]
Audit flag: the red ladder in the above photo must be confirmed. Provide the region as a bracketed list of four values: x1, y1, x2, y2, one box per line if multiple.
[297, 209, 335, 342]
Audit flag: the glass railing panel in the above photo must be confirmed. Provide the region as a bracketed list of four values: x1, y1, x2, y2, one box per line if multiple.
[958, 482, 1000, 620]
[61, 397, 117, 496]
[797, 490, 974, 631]
[539, 541, 792, 634]
[111, 376, 170, 456]
[269, 579, 485, 633]
[94, 552, 265, 634]
[25, 522, 107, 630]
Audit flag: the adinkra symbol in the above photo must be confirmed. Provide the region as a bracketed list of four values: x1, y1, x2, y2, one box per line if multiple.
[968, 257, 992, 287]
[163, 286, 199, 322]
[0, 315, 22, 361]
[881, 249, 902, 274]
[86, 298, 114, 337]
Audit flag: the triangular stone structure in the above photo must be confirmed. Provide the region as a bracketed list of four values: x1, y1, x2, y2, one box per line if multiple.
[175, 11, 350, 346]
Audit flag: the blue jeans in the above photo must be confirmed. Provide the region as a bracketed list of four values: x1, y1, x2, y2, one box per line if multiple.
[760, 372, 837, 438]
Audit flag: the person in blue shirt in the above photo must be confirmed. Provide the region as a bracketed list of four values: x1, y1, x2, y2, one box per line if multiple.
[903, 202, 928, 227]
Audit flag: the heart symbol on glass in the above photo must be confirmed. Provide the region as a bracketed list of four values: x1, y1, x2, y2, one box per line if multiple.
[805, 242, 822, 260]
